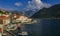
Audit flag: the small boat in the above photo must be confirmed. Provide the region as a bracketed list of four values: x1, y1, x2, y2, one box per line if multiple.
[19, 31, 28, 36]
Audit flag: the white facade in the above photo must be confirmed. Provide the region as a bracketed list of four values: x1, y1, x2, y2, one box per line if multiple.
[16, 16, 28, 23]
[15, 16, 32, 23]
[0, 33, 2, 36]
[3, 19, 10, 25]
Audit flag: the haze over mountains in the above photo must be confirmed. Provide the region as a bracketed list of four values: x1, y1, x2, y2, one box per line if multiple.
[8, 9, 38, 17]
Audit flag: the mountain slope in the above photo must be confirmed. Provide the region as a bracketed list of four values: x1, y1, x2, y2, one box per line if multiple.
[31, 4, 60, 18]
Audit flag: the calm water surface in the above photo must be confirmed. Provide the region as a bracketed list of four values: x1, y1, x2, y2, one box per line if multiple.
[25, 18, 60, 36]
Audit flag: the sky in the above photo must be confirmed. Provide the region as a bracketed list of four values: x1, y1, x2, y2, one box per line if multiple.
[0, 0, 60, 11]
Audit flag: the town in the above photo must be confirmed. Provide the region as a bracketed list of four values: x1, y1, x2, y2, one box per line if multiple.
[0, 9, 37, 36]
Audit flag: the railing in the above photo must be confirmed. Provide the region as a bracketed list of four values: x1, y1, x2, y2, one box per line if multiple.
[3, 30, 16, 36]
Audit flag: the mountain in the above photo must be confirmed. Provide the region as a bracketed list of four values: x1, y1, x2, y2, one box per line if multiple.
[10, 10, 36, 17]
[25, 9, 38, 17]
[31, 4, 60, 18]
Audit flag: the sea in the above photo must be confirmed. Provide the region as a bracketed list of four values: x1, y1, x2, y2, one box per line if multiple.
[25, 18, 60, 36]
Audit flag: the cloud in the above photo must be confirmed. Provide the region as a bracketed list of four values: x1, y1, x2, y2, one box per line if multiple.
[43, 3, 51, 8]
[23, 0, 52, 17]
[24, 0, 51, 11]
[14, 2, 22, 7]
